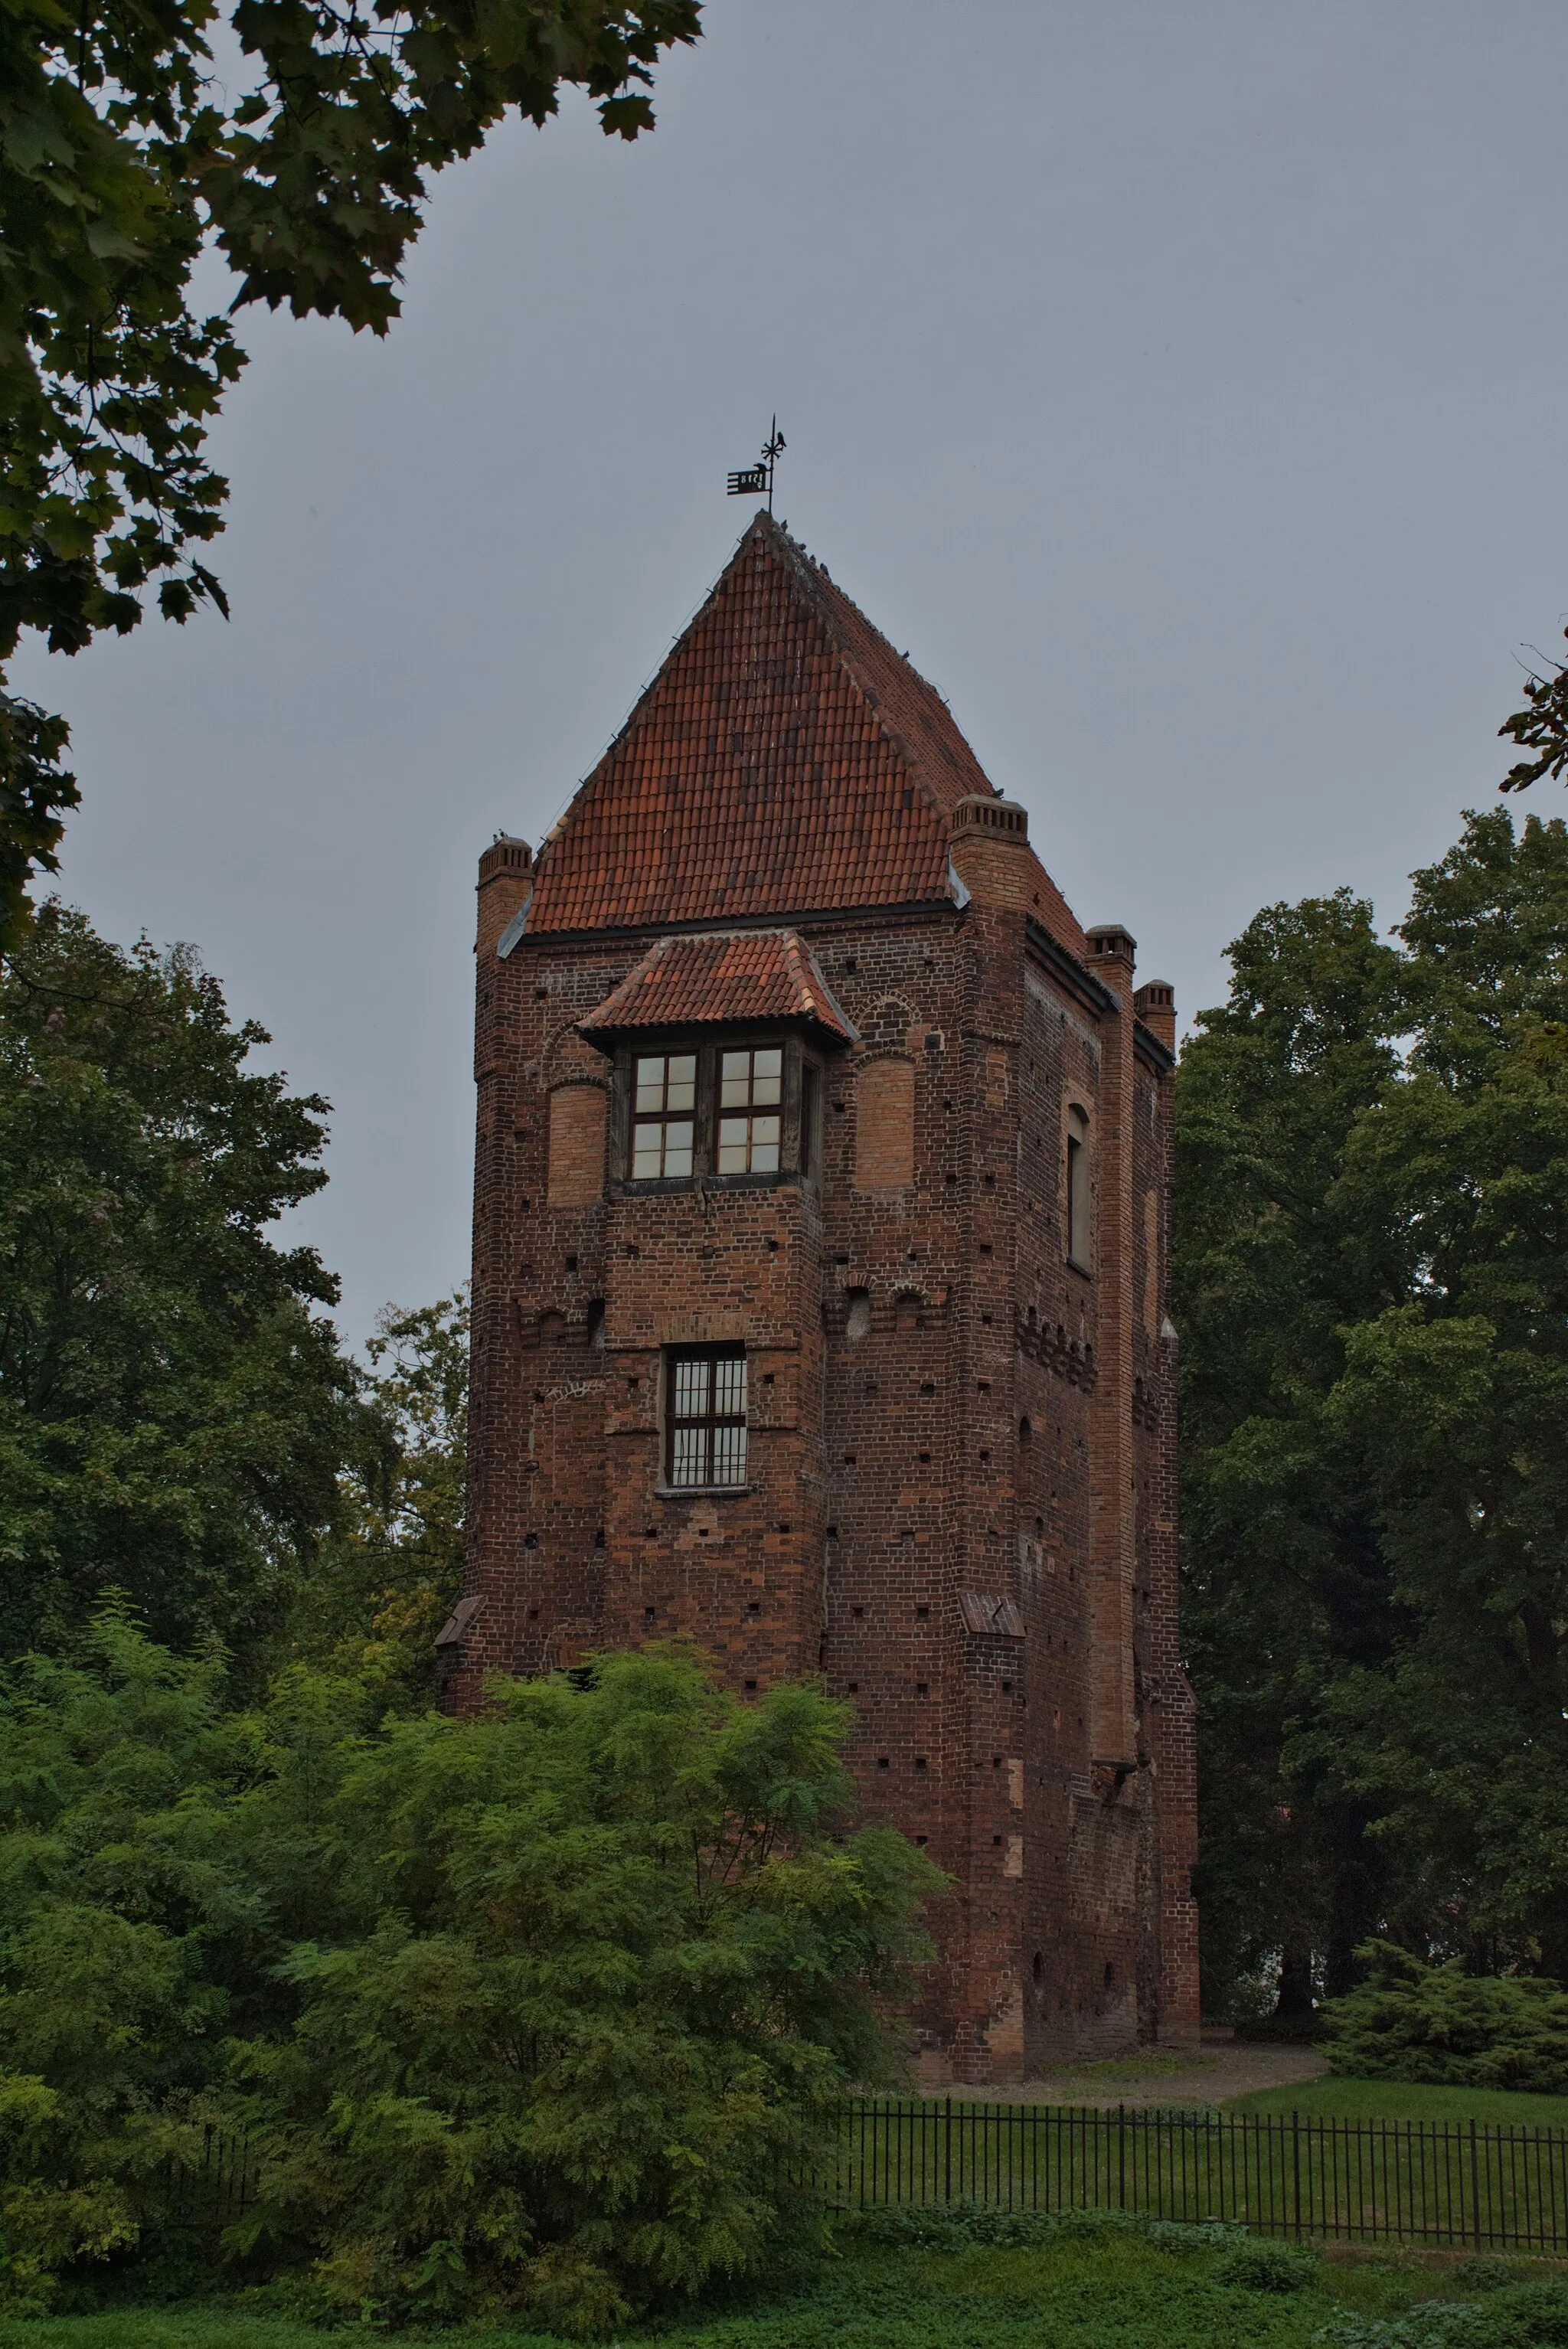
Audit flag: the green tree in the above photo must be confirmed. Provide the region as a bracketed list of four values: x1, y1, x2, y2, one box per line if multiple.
[1174, 890, 1409, 2015]
[0, 0, 702, 940]
[1500, 626, 1568, 796]
[286, 1288, 467, 1699]
[1179, 809, 1568, 2005]
[1320, 809, 1568, 1979]
[0, 900, 354, 1664]
[235, 1648, 936, 2330]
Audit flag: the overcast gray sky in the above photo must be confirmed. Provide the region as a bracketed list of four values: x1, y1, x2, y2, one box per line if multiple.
[18, 0, 1568, 1346]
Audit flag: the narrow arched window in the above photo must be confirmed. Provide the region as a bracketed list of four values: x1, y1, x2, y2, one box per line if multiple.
[1066, 1105, 1091, 1272]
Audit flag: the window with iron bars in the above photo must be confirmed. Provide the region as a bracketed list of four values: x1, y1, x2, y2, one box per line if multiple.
[665, 1346, 747, 1488]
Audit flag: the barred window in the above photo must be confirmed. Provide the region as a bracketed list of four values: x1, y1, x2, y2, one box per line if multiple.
[632, 1054, 696, 1179]
[717, 1047, 782, 1173]
[666, 1347, 747, 1488]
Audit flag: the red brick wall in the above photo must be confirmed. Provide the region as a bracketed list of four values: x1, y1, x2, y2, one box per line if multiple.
[853, 1055, 916, 1191]
[546, 1083, 606, 1208]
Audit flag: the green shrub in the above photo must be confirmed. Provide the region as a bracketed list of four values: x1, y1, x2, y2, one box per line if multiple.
[851, 2202, 1126, 2252]
[1318, 2285, 1568, 2347]
[1321, 1945, 1568, 2095]
[0, 1622, 939, 2331]
[1455, 2259, 1528, 2292]
[851, 2201, 1254, 2258]
[237, 1651, 940, 2331]
[0, 1617, 260, 2313]
[1494, 2285, 1568, 2344]
[1215, 2236, 1317, 2291]
[1316, 2311, 1492, 2347]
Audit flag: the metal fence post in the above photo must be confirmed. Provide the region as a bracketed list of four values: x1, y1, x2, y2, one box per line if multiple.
[945, 2096, 952, 2206]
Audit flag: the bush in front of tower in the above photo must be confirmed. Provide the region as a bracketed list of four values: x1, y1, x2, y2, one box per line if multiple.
[0, 1627, 942, 2331]
[234, 1648, 942, 2331]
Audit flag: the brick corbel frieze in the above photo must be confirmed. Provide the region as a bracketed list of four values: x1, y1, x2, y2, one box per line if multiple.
[1014, 1310, 1098, 1390]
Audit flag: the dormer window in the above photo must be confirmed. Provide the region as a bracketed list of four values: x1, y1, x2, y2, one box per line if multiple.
[609, 1034, 825, 1188]
[577, 929, 856, 1191]
[632, 1054, 696, 1178]
[717, 1047, 782, 1172]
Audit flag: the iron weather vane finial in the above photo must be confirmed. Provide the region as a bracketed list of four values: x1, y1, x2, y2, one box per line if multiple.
[727, 417, 786, 513]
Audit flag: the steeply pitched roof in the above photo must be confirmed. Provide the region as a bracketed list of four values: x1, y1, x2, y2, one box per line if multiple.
[579, 929, 856, 1044]
[524, 514, 1016, 933]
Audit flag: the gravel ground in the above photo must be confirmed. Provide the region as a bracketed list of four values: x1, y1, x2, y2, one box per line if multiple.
[921, 2034, 1329, 2108]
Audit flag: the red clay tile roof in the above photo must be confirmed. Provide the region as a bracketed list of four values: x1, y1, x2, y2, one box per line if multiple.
[579, 930, 856, 1044]
[524, 513, 1082, 949]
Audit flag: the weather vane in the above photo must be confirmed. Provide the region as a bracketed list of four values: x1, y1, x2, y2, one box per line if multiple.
[727, 417, 786, 514]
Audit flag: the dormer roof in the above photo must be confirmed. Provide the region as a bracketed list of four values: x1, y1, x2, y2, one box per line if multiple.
[523, 512, 1080, 944]
[578, 929, 856, 1045]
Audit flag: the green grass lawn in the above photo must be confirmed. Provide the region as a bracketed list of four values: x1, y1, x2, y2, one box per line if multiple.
[1227, 2079, 1568, 2132]
[4, 2218, 1567, 2349]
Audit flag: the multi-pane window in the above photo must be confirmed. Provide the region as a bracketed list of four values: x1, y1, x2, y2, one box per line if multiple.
[666, 1347, 747, 1488]
[632, 1054, 696, 1179]
[717, 1047, 782, 1173]
[621, 1041, 824, 1184]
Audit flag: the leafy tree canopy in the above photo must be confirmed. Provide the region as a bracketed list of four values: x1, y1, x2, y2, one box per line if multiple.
[0, 900, 356, 1664]
[1175, 887, 1410, 2014]
[1501, 627, 1568, 796]
[0, 0, 701, 937]
[1178, 807, 1568, 2011]
[284, 1287, 467, 1700]
[0, 1619, 938, 2325]
[1320, 810, 1568, 1981]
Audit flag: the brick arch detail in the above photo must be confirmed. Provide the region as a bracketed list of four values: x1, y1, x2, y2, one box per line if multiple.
[537, 1018, 608, 1092]
[858, 992, 921, 1054]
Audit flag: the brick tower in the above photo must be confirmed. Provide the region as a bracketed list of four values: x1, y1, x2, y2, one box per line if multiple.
[452, 513, 1199, 2078]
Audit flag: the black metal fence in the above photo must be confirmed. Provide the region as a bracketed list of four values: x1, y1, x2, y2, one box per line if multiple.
[165, 2123, 258, 2228]
[828, 2099, 1568, 2253]
[168, 2102, 1568, 2256]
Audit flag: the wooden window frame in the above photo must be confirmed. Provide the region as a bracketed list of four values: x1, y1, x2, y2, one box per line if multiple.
[611, 1033, 827, 1190]
[628, 1050, 697, 1181]
[716, 1043, 786, 1173]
